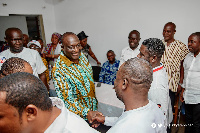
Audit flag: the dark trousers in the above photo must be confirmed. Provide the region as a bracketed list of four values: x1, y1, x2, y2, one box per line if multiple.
[169, 90, 175, 113]
[185, 103, 200, 133]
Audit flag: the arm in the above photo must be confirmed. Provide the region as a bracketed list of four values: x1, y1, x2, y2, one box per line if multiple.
[178, 60, 184, 94]
[88, 47, 101, 65]
[39, 72, 49, 91]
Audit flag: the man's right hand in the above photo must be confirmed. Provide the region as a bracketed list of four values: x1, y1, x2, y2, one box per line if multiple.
[91, 113, 105, 128]
[180, 88, 185, 102]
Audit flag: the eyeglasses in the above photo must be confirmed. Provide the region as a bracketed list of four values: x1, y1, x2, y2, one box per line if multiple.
[67, 43, 82, 51]
[30, 46, 40, 49]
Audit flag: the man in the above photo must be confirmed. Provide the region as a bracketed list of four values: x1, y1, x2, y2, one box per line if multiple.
[99, 50, 120, 85]
[23, 33, 29, 47]
[119, 30, 141, 67]
[0, 27, 48, 90]
[52, 32, 98, 120]
[161, 22, 189, 112]
[180, 32, 200, 133]
[0, 72, 99, 133]
[91, 58, 165, 132]
[137, 38, 173, 130]
[0, 57, 33, 78]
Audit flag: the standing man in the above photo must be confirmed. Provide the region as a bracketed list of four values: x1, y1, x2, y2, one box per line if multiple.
[52, 32, 98, 121]
[99, 50, 120, 85]
[161, 22, 189, 112]
[0, 27, 48, 90]
[119, 30, 141, 67]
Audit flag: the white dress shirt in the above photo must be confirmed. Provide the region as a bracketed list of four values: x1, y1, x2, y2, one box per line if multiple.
[183, 52, 200, 104]
[119, 46, 140, 67]
[107, 101, 166, 133]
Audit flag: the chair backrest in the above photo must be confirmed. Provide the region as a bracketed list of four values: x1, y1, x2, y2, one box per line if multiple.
[92, 66, 101, 82]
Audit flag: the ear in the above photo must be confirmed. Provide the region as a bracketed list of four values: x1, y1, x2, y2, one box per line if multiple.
[25, 105, 38, 122]
[151, 55, 157, 63]
[122, 79, 128, 90]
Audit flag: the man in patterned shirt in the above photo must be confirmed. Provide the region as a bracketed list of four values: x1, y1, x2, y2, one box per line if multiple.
[99, 50, 120, 85]
[52, 32, 98, 121]
[161, 22, 189, 112]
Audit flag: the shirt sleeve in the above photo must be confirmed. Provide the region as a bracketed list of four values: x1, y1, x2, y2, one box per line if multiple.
[52, 70, 91, 120]
[99, 63, 106, 83]
[104, 117, 119, 126]
[35, 51, 47, 74]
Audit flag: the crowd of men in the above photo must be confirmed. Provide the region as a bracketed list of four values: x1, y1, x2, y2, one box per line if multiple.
[0, 21, 199, 133]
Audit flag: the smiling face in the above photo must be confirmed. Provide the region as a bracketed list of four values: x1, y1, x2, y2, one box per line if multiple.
[0, 92, 25, 133]
[128, 31, 140, 50]
[80, 38, 87, 48]
[63, 34, 81, 63]
[5, 29, 24, 53]
[188, 34, 200, 57]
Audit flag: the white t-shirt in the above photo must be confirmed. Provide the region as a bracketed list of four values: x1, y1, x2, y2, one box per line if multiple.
[0, 48, 46, 77]
[45, 97, 99, 133]
[107, 100, 166, 133]
[119, 46, 140, 67]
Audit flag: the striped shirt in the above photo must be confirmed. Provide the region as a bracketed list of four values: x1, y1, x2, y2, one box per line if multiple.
[52, 51, 97, 120]
[161, 40, 189, 92]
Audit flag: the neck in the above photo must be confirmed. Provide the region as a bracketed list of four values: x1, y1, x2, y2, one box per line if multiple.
[33, 107, 61, 132]
[151, 61, 161, 68]
[123, 89, 149, 111]
[166, 38, 175, 46]
[109, 60, 115, 64]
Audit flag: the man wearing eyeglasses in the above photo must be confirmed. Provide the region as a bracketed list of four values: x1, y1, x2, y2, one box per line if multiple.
[0, 27, 48, 90]
[52, 32, 99, 122]
[119, 30, 141, 67]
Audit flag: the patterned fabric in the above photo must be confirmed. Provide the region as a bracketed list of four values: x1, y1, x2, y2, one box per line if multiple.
[44, 43, 62, 67]
[52, 51, 98, 120]
[42, 57, 49, 83]
[82, 44, 90, 59]
[161, 40, 189, 92]
[99, 60, 120, 85]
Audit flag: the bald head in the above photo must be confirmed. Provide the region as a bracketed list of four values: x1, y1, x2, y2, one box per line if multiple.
[120, 57, 153, 89]
[164, 22, 176, 31]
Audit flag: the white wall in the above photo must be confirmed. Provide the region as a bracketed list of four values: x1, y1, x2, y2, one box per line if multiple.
[0, 16, 28, 41]
[53, 0, 200, 65]
[0, 0, 57, 44]
[1, 0, 200, 65]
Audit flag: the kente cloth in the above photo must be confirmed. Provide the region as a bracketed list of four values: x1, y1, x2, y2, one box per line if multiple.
[161, 40, 189, 92]
[52, 51, 98, 120]
[42, 57, 49, 83]
[99, 59, 120, 85]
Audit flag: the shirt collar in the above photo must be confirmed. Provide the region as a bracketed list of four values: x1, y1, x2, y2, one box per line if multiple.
[153, 63, 163, 73]
[60, 51, 81, 67]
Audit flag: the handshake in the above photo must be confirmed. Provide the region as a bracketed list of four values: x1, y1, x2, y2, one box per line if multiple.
[87, 111, 106, 128]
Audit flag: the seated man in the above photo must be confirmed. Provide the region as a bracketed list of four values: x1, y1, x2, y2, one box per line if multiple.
[0, 57, 33, 78]
[91, 58, 165, 133]
[99, 50, 120, 85]
[0, 72, 99, 133]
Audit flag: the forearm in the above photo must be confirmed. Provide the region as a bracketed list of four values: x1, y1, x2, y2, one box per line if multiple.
[39, 72, 49, 91]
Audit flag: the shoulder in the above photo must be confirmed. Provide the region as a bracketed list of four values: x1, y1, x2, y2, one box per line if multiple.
[0, 49, 10, 55]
